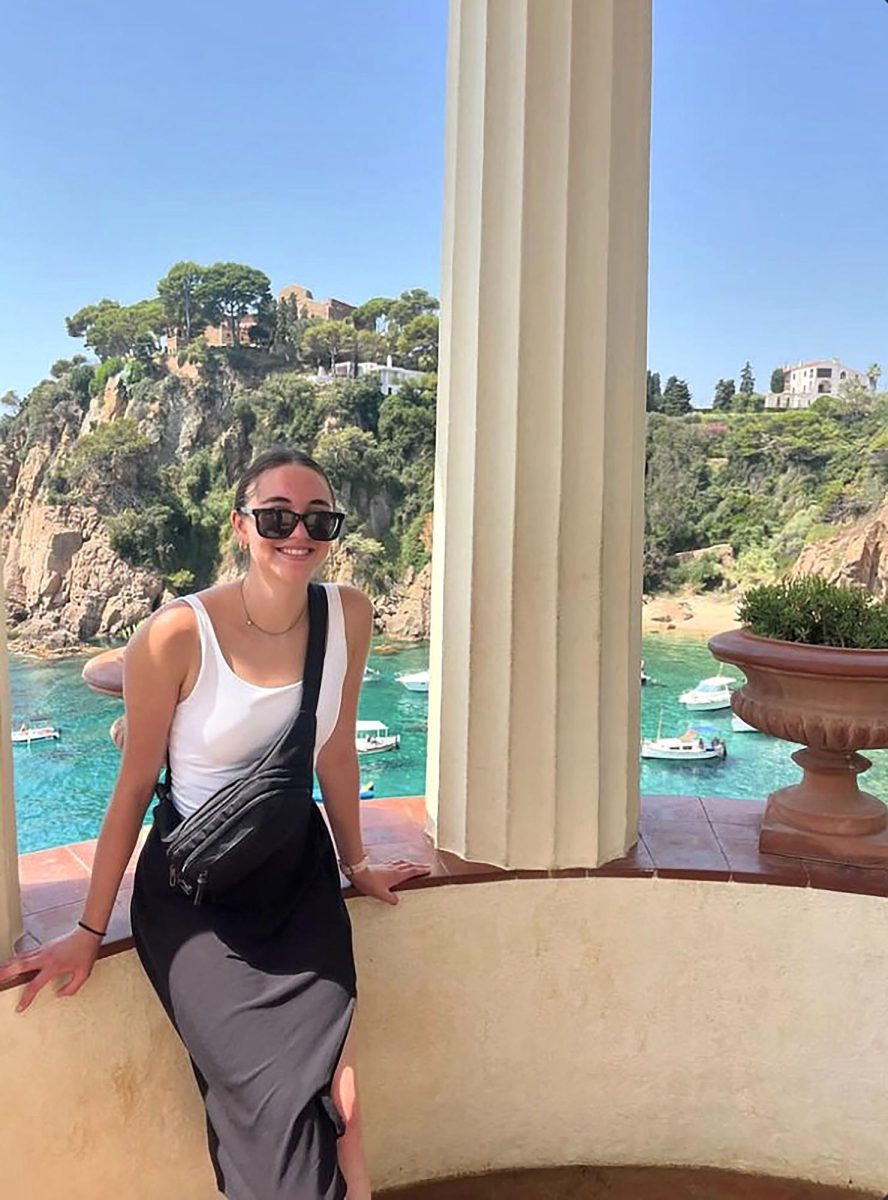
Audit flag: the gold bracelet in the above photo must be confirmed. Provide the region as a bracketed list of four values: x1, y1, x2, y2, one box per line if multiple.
[340, 854, 371, 878]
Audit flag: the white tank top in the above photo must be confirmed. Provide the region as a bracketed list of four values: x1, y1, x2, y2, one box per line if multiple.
[167, 583, 348, 819]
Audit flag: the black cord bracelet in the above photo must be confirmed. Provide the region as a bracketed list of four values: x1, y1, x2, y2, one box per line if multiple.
[77, 919, 107, 939]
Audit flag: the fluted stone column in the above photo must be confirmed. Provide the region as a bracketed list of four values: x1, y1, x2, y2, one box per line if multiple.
[0, 569, 23, 959]
[426, 0, 652, 868]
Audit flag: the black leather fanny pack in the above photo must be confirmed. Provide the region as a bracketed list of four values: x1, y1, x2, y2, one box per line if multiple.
[154, 582, 328, 906]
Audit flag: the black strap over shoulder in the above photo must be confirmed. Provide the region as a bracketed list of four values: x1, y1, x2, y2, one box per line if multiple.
[300, 582, 329, 720]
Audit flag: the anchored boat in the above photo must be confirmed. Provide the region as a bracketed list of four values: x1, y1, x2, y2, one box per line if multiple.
[396, 670, 429, 693]
[678, 674, 736, 712]
[355, 720, 401, 755]
[12, 723, 61, 746]
[641, 720, 727, 762]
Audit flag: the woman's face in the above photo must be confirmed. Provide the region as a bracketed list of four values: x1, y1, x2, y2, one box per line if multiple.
[232, 463, 338, 584]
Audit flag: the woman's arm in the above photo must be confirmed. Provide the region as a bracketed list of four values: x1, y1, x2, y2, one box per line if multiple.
[316, 587, 374, 868]
[316, 587, 430, 904]
[80, 606, 192, 933]
[0, 604, 194, 1009]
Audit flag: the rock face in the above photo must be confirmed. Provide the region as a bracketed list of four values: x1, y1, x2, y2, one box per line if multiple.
[1, 373, 213, 652]
[375, 563, 432, 639]
[2, 444, 165, 651]
[791, 496, 888, 600]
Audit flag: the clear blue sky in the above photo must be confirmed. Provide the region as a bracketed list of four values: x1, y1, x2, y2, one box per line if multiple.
[2, 0, 886, 405]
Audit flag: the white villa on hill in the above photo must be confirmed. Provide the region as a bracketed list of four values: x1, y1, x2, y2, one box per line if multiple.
[316, 355, 427, 395]
[765, 358, 875, 409]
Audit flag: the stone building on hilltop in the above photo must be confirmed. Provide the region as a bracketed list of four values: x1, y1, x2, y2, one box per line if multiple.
[278, 283, 355, 323]
[166, 281, 356, 352]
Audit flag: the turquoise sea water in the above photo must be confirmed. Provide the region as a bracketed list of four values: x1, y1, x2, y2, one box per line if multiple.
[10, 635, 888, 855]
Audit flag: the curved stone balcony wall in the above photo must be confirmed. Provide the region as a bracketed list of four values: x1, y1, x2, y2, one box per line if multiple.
[3, 865, 888, 1198]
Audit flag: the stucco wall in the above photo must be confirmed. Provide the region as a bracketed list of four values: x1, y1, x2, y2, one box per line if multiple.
[2, 877, 888, 1198]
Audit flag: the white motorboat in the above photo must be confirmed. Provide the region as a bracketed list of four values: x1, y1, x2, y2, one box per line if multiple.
[679, 675, 736, 711]
[731, 714, 757, 733]
[12, 724, 61, 745]
[396, 670, 429, 693]
[355, 720, 401, 755]
[641, 726, 727, 762]
[362, 666, 381, 683]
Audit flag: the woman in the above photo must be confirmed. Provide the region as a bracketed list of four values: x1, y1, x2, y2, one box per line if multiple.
[1, 446, 430, 1199]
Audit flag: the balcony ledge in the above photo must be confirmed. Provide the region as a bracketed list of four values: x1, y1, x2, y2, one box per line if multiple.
[6, 792, 888, 993]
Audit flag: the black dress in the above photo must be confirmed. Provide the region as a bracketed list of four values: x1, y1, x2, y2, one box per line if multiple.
[130, 587, 356, 1200]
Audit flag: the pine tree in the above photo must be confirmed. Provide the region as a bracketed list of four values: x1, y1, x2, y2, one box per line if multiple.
[646, 370, 662, 411]
[660, 376, 692, 416]
[739, 361, 755, 395]
[712, 379, 735, 410]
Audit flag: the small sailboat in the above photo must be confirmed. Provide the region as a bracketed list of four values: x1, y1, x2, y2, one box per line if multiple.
[355, 720, 401, 755]
[641, 712, 726, 762]
[396, 669, 430, 693]
[12, 722, 61, 746]
[679, 671, 736, 711]
[641, 725, 727, 762]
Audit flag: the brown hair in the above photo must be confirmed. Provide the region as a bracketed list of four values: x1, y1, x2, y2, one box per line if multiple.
[233, 447, 334, 512]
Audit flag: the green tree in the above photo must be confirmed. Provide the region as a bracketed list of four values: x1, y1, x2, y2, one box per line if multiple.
[50, 355, 88, 379]
[867, 363, 882, 393]
[356, 329, 389, 363]
[300, 320, 353, 372]
[770, 367, 785, 393]
[157, 261, 206, 343]
[644, 415, 711, 588]
[396, 314, 439, 372]
[660, 376, 692, 416]
[739, 361, 755, 395]
[66, 298, 166, 360]
[730, 391, 765, 413]
[351, 297, 394, 332]
[646, 371, 661, 411]
[63, 418, 155, 508]
[318, 377, 386, 434]
[196, 262, 272, 345]
[387, 288, 439, 330]
[712, 379, 735, 410]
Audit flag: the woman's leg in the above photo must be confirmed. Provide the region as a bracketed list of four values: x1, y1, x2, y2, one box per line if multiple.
[332, 1018, 371, 1199]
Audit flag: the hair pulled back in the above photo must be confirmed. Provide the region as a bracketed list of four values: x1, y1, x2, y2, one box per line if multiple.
[233, 446, 335, 512]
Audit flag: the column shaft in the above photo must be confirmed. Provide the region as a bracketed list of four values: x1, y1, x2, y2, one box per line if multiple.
[427, 0, 652, 868]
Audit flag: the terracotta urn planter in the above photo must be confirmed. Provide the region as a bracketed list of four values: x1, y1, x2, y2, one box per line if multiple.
[708, 628, 888, 866]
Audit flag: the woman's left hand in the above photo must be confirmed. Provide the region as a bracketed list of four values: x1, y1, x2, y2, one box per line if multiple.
[348, 860, 431, 905]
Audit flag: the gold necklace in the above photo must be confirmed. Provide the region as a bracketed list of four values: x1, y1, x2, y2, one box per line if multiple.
[239, 581, 307, 636]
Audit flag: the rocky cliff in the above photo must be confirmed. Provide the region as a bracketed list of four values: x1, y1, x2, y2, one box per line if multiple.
[1, 367, 433, 652]
[791, 495, 888, 599]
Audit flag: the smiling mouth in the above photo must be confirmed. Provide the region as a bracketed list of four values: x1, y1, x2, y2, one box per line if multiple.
[276, 546, 313, 558]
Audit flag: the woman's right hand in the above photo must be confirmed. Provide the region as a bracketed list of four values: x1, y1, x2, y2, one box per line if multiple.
[0, 928, 102, 1013]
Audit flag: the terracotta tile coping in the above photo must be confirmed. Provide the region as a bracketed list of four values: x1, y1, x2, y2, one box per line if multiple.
[4, 793, 888, 994]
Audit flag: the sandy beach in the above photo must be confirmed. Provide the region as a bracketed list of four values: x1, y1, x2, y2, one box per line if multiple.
[642, 591, 742, 639]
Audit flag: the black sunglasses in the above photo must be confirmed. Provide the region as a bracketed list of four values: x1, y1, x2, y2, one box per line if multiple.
[238, 506, 346, 542]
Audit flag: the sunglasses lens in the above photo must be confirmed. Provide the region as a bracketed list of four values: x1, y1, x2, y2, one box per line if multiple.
[303, 512, 342, 541]
[255, 509, 297, 539]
